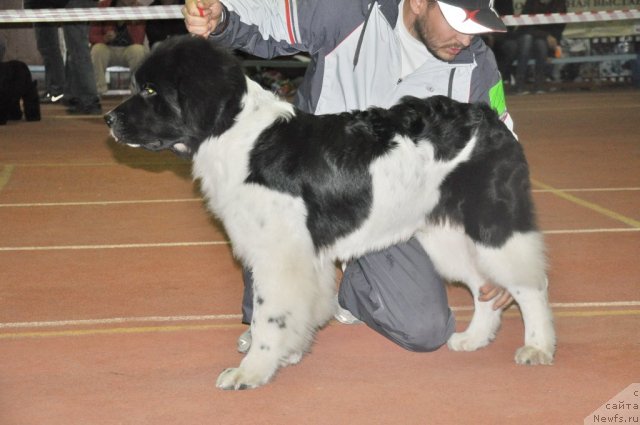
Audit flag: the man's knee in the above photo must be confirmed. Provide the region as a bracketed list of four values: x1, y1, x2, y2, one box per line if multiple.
[390, 310, 455, 352]
[91, 43, 110, 66]
[125, 45, 148, 70]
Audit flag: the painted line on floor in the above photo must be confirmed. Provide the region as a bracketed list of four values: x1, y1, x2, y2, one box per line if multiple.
[11, 161, 188, 168]
[0, 187, 636, 208]
[2, 301, 637, 328]
[533, 187, 640, 193]
[0, 198, 203, 208]
[0, 302, 637, 337]
[0, 314, 243, 329]
[0, 241, 230, 252]
[531, 179, 640, 229]
[0, 323, 247, 339]
[543, 228, 639, 235]
[1, 309, 638, 340]
[0, 164, 15, 194]
[1, 224, 636, 253]
[550, 301, 640, 308]
[2, 193, 635, 208]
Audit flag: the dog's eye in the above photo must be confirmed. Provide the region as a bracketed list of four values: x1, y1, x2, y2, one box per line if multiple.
[139, 84, 157, 97]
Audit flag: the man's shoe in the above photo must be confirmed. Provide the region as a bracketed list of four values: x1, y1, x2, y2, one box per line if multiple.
[334, 294, 362, 324]
[334, 304, 362, 324]
[237, 328, 252, 353]
[67, 102, 103, 116]
[40, 92, 64, 104]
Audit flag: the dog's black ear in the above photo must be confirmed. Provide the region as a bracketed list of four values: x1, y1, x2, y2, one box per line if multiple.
[173, 38, 247, 141]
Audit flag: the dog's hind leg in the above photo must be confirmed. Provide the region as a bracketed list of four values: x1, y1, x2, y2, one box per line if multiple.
[477, 231, 555, 365]
[446, 278, 503, 352]
[415, 225, 503, 352]
[216, 254, 335, 390]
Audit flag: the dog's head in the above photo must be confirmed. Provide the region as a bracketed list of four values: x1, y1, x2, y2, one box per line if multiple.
[104, 36, 247, 158]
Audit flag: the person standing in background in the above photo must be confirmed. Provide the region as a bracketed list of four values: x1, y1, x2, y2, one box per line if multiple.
[513, 0, 566, 94]
[24, 0, 103, 114]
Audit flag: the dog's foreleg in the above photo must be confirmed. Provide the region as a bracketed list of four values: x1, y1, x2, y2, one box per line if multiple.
[216, 256, 334, 390]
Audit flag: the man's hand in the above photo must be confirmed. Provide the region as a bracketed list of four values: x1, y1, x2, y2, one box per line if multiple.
[182, 0, 225, 38]
[478, 283, 514, 311]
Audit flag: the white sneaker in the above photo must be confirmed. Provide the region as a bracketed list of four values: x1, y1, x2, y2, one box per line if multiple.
[237, 328, 252, 353]
[334, 296, 362, 325]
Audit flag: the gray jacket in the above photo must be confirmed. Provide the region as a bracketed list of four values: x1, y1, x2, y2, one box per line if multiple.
[213, 0, 512, 129]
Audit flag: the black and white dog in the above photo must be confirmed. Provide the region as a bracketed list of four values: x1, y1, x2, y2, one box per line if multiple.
[105, 36, 555, 390]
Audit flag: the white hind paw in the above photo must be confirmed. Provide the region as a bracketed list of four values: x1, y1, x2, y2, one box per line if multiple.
[216, 367, 270, 390]
[447, 332, 491, 352]
[281, 351, 303, 366]
[514, 345, 554, 365]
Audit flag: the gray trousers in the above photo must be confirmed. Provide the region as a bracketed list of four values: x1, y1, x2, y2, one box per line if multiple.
[241, 237, 456, 352]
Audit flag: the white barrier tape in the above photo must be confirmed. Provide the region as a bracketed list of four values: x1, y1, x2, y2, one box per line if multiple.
[0, 5, 638, 25]
[502, 9, 640, 26]
[0, 5, 182, 23]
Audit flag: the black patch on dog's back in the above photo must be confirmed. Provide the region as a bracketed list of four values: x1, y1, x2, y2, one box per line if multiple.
[246, 108, 400, 249]
[247, 95, 536, 250]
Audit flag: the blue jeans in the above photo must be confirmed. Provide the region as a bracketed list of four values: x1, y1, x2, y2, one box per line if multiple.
[27, 0, 100, 106]
[515, 33, 549, 92]
[631, 53, 640, 88]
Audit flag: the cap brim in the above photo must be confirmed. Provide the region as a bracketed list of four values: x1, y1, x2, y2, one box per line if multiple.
[438, 1, 507, 34]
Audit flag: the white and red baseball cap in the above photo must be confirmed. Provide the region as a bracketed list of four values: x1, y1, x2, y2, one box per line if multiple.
[437, 0, 507, 34]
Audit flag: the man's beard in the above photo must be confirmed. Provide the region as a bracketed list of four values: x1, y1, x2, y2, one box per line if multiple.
[413, 19, 464, 62]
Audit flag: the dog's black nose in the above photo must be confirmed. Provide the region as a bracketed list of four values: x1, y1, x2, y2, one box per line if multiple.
[104, 112, 115, 127]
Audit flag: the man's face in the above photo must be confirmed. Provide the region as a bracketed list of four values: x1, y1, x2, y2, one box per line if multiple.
[413, 1, 474, 62]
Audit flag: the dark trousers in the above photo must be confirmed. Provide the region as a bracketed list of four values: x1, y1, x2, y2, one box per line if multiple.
[26, 0, 100, 106]
[515, 33, 549, 92]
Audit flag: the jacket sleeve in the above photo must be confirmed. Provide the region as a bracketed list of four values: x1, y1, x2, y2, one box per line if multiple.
[469, 37, 514, 133]
[211, 0, 368, 58]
